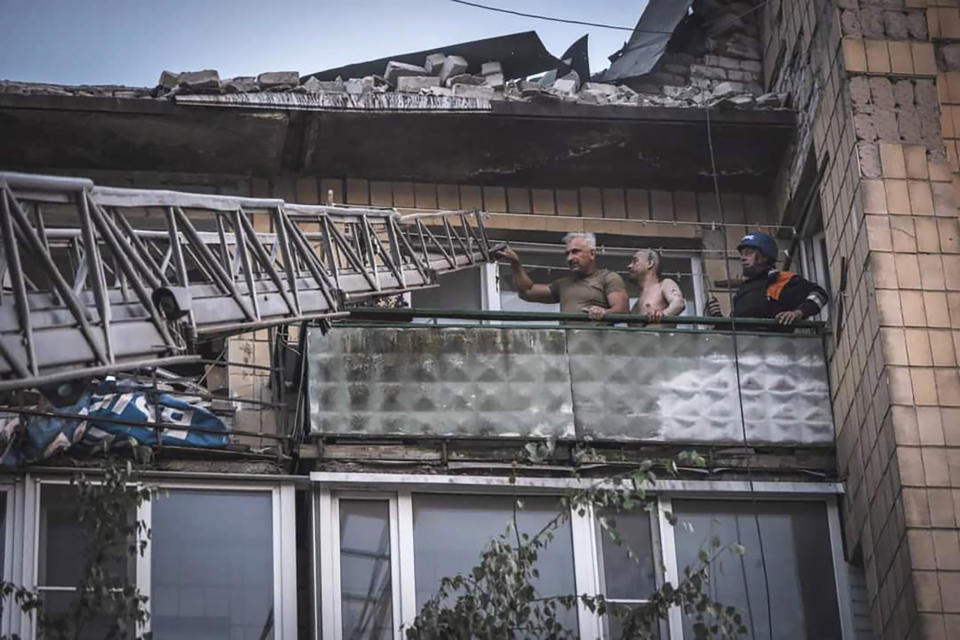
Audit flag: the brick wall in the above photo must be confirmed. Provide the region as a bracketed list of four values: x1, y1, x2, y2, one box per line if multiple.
[767, 0, 960, 638]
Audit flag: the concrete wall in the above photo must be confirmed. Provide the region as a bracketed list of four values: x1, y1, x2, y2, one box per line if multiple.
[765, 1, 960, 638]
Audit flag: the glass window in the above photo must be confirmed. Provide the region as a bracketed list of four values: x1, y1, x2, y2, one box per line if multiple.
[37, 484, 133, 639]
[673, 500, 841, 640]
[595, 506, 659, 639]
[411, 268, 482, 324]
[412, 494, 578, 633]
[498, 248, 699, 319]
[338, 499, 393, 640]
[151, 489, 273, 640]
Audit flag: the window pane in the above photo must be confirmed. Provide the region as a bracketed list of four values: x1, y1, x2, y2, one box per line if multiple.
[411, 268, 482, 323]
[151, 490, 273, 640]
[339, 500, 393, 640]
[412, 494, 578, 633]
[596, 507, 656, 599]
[38, 484, 131, 588]
[40, 590, 125, 640]
[673, 500, 841, 640]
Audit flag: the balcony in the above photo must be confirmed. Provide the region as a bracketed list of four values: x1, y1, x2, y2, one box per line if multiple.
[307, 310, 833, 446]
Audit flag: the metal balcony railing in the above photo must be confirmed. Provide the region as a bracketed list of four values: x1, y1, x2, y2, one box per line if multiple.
[308, 309, 833, 446]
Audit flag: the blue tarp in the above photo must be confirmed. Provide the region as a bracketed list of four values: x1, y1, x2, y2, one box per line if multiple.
[0, 380, 229, 466]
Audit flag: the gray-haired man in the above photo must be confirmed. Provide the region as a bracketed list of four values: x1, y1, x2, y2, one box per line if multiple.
[496, 232, 629, 318]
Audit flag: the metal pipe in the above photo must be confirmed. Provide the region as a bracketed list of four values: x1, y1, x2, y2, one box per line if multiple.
[0, 355, 202, 391]
[0, 190, 36, 376]
[3, 186, 109, 365]
[0, 172, 93, 191]
[79, 193, 114, 362]
[195, 311, 350, 336]
[345, 307, 825, 330]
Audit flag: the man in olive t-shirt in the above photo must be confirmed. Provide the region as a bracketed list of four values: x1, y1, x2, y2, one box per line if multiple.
[496, 232, 629, 318]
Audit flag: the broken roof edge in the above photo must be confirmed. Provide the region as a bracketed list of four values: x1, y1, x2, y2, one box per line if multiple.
[305, 30, 562, 82]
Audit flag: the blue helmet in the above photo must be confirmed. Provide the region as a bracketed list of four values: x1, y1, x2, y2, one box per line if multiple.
[737, 232, 778, 262]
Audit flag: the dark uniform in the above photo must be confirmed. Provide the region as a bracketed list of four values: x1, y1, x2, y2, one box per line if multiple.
[732, 269, 828, 325]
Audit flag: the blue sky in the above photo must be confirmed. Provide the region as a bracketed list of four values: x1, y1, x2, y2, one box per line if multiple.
[0, 0, 648, 86]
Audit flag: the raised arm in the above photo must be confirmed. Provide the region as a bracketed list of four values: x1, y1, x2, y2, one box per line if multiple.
[496, 246, 556, 303]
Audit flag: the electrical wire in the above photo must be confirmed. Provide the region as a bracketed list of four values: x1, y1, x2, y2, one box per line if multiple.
[447, 0, 640, 32]
[705, 106, 774, 640]
[447, 0, 772, 35]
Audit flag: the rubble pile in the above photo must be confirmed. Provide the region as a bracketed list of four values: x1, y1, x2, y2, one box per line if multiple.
[621, 0, 786, 108]
[0, 1, 787, 111]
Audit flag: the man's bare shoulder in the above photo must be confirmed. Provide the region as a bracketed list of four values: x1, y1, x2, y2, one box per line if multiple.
[660, 278, 683, 295]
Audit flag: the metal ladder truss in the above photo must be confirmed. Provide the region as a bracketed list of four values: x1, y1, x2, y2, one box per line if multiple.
[0, 172, 493, 390]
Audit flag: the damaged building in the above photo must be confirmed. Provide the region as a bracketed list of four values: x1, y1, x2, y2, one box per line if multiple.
[0, 0, 958, 637]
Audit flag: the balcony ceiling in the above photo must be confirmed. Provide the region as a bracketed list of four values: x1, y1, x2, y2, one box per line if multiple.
[0, 93, 795, 192]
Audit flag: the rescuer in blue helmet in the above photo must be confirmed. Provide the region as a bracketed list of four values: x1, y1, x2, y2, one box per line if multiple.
[706, 232, 828, 327]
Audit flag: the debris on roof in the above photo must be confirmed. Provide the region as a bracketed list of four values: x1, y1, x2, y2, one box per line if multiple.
[604, 0, 696, 81]
[0, 3, 784, 111]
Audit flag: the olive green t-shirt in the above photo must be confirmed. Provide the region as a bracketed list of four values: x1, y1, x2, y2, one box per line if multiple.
[547, 269, 627, 313]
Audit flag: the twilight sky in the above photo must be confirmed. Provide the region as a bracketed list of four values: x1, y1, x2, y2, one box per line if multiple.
[0, 0, 649, 86]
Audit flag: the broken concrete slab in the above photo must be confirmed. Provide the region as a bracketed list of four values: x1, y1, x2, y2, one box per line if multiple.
[481, 61, 502, 76]
[439, 55, 469, 84]
[581, 82, 618, 96]
[452, 84, 495, 99]
[559, 70, 581, 91]
[711, 81, 744, 99]
[397, 76, 441, 92]
[224, 77, 259, 93]
[425, 53, 447, 75]
[483, 73, 505, 89]
[258, 71, 299, 89]
[384, 61, 427, 86]
[180, 70, 220, 92]
[344, 77, 374, 95]
[446, 73, 485, 87]
[305, 77, 346, 92]
[158, 71, 180, 90]
[550, 78, 577, 95]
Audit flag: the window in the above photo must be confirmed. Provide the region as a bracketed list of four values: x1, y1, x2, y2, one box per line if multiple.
[796, 230, 830, 321]
[412, 494, 579, 632]
[672, 500, 842, 640]
[37, 484, 134, 639]
[496, 244, 702, 319]
[28, 481, 295, 640]
[151, 490, 274, 639]
[338, 499, 394, 639]
[311, 475, 854, 640]
[595, 506, 660, 638]
[407, 239, 705, 322]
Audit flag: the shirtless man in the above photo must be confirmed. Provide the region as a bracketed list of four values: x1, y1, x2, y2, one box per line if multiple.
[593, 248, 685, 325]
[497, 232, 628, 319]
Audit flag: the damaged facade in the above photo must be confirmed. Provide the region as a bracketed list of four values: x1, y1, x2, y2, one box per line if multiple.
[0, 0, 959, 638]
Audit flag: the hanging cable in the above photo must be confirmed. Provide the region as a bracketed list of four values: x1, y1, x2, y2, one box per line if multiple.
[705, 106, 774, 640]
[447, 0, 773, 35]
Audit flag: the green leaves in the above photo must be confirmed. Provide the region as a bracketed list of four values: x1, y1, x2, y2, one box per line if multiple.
[406, 449, 746, 640]
[0, 454, 154, 640]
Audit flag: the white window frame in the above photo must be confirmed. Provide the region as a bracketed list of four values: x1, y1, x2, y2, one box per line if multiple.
[489, 242, 705, 318]
[0, 479, 18, 638]
[660, 492, 854, 640]
[797, 230, 830, 321]
[322, 491, 402, 640]
[16, 474, 296, 640]
[310, 472, 850, 640]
